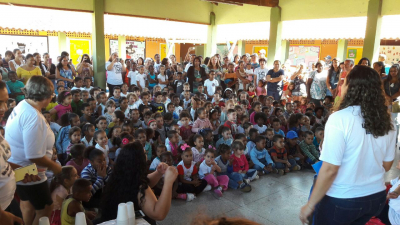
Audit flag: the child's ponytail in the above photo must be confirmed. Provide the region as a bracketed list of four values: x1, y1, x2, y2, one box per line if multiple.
[49, 166, 75, 193]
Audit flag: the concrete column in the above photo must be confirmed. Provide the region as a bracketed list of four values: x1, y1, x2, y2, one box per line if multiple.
[237, 40, 246, 56]
[58, 32, 67, 53]
[205, 12, 217, 57]
[92, 0, 106, 89]
[267, 7, 283, 68]
[118, 35, 126, 60]
[280, 40, 290, 64]
[362, 0, 382, 62]
[337, 39, 349, 61]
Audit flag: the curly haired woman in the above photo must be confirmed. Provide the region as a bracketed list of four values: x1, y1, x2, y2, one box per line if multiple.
[100, 141, 178, 225]
[300, 65, 396, 225]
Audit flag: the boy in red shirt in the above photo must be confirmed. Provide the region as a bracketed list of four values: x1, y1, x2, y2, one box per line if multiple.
[223, 109, 238, 138]
[270, 134, 301, 175]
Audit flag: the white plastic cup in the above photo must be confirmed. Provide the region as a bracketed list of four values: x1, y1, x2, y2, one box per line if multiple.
[126, 201, 135, 225]
[117, 203, 129, 225]
[75, 212, 87, 225]
[39, 217, 50, 225]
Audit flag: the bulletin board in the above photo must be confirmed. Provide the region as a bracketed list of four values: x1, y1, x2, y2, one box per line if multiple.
[0, 35, 48, 55]
[69, 39, 91, 65]
[380, 46, 400, 65]
[110, 40, 146, 60]
[160, 43, 167, 59]
[252, 46, 268, 57]
[346, 47, 363, 65]
[288, 45, 320, 69]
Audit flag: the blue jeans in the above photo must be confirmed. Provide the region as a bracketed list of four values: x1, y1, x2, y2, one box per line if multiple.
[238, 169, 257, 180]
[253, 158, 274, 173]
[275, 159, 297, 170]
[313, 190, 386, 225]
[224, 172, 242, 189]
[267, 90, 282, 101]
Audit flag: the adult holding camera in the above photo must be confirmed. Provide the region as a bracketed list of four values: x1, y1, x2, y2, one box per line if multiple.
[106, 52, 125, 97]
[100, 142, 178, 225]
[76, 54, 93, 79]
[6, 76, 62, 225]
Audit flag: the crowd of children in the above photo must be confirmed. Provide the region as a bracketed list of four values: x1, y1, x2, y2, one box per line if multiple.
[0, 50, 334, 225]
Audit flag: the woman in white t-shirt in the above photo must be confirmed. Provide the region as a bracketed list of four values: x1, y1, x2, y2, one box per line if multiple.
[6, 76, 62, 225]
[106, 52, 126, 97]
[300, 66, 396, 225]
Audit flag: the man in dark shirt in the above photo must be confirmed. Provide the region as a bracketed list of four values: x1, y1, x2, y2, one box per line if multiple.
[266, 60, 284, 101]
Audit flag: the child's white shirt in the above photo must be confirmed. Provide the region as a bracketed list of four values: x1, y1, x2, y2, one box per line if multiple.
[254, 124, 267, 134]
[136, 73, 147, 89]
[174, 106, 183, 115]
[149, 157, 161, 171]
[81, 136, 93, 147]
[198, 160, 214, 179]
[127, 70, 139, 85]
[95, 143, 110, 165]
[183, 99, 191, 109]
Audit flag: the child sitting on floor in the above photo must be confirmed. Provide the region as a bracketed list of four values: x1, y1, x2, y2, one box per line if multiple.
[270, 134, 301, 175]
[199, 148, 229, 197]
[299, 131, 320, 165]
[250, 135, 277, 175]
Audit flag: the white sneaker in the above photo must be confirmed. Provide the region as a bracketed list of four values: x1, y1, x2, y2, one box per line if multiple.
[252, 175, 260, 180]
[186, 193, 196, 202]
[203, 184, 212, 192]
[244, 178, 251, 184]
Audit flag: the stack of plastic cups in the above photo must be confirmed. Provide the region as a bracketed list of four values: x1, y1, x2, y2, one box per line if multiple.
[39, 217, 50, 225]
[126, 201, 135, 225]
[117, 203, 129, 225]
[75, 212, 87, 225]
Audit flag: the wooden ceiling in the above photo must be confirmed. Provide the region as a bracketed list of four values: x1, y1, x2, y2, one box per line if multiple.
[203, 0, 279, 7]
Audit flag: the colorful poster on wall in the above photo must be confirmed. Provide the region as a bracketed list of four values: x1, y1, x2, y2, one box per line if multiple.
[69, 39, 91, 65]
[253, 46, 268, 57]
[380, 46, 400, 65]
[160, 43, 167, 60]
[348, 49, 357, 59]
[126, 41, 145, 61]
[0, 35, 48, 56]
[288, 45, 320, 69]
[110, 40, 146, 60]
[217, 44, 238, 58]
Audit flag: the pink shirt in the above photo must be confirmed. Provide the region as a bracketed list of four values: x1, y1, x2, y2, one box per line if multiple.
[51, 185, 68, 210]
[66, 158, 89, 176]
[256, 86, 266, 96]
[192, 118, 213, 133]
[54, 104, 72, 122]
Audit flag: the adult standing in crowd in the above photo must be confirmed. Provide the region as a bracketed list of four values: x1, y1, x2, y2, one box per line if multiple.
[306, 61, 327, 107]
[373, 61, 387, 79]
[266, 60, 284, 101]
[33, 53, 50, 77]
[6, 76, 62, 225]
[250, 53, 260, 69]
[326, 58, 341, 98]
[336, 59, 355, 100]
[76, 54, 93, 79]
[100, 142, 178, 225]
[300, 66, 395, 225]
[144, 58, 153, 74]
[291, 63, 306, 101]
[43, 53, 57, 86]
[9, 49, 24, 72]
[187, 56, 207, 93]
[206, 55, 223, 84]
[185, 53, 196, 72]
[137, 57, 144, 66]
[106, 52, 125, 97]
[169, 54, 177, 72]
[16, 54, 42, 85]
[358, 57, 371, 67]
[384, 64, 400, 141]
[56, 54, 76, 88]
[2, 50, 12, 71]
[254, 58, 268, 87]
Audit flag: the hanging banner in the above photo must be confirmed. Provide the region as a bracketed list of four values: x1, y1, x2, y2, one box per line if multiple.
[110, 40, 145, 61]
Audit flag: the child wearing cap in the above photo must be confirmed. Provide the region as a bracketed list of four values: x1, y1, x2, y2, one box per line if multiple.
[284, 130, 305, 167]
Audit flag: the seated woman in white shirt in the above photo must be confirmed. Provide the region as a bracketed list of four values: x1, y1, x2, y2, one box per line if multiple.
[300, 66, 396, 225]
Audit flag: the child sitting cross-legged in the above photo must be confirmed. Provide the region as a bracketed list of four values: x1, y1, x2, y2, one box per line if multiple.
[150, 145, 166, 171]
[284, 131, 305, 167]
[299, 131, 320, 165]
[215, 144, 252, 192]
[216, 126, 233, 148]
[230, 141, 258, 184]
[270, 134, 301, 175]
[176, 144, 208, 201]
[61, 178, 96, 225]
[199, 148, 229, 197]
[250, 135, 277, 175]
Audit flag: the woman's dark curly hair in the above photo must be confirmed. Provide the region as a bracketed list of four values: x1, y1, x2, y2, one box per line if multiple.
[335, 65, 393, 137]
[100, 141, 149, 222]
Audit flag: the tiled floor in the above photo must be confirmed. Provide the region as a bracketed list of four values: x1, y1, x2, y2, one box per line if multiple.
[158, 149, 400, 225]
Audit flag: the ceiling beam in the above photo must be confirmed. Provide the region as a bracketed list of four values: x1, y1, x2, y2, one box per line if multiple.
[203, 0, 278, 7]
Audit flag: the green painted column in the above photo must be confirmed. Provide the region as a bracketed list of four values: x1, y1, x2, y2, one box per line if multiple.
[58, 32, 67, 53]
[337, 39, 348, 61]
[280, 40, 290, 64]
[205, 12, 217, 57]
[238, 40, 246, 56]
[195, 45, 205, 58]
[118, 36, 126, 60]
[267, 7, 283, 68]
[362, 0, 382, 63]
[92, 0, 106, 89]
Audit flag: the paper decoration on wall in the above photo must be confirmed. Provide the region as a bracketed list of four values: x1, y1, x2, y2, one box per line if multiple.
[288, 45, 320, 69]
[0, 35, 48, 56]
[110, 40, 146, 60]
[70, 39, 90, 65]
[379, 46, 400, 65]
[348, 49, 357, 59]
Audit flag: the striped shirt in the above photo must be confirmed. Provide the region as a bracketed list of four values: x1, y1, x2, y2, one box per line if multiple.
[81, 163, 112, 194]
